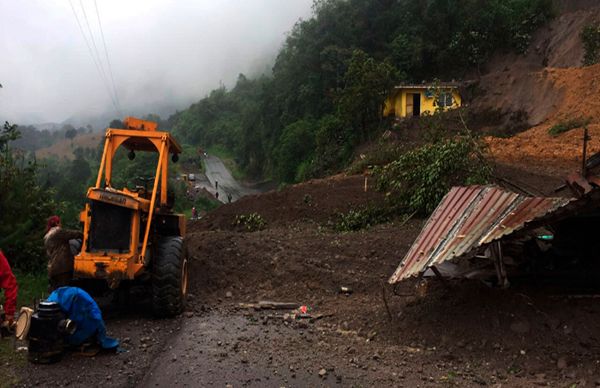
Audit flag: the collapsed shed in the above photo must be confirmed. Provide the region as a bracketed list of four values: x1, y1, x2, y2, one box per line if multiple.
[389, 185, 600, 286]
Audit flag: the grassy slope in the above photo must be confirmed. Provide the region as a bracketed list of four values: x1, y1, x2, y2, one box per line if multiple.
[35, 132, 102, 160]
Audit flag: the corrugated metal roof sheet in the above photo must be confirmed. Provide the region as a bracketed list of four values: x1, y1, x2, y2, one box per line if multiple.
[389, 186, 572, 284]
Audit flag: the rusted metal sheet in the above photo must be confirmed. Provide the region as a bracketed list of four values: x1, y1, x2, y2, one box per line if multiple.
[389, 186, 572, 284]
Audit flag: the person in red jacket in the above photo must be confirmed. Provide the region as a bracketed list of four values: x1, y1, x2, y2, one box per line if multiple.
[0, 250, 18, 327]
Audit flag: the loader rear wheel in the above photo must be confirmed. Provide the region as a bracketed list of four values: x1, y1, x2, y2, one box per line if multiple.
[152, 236, 188, 317]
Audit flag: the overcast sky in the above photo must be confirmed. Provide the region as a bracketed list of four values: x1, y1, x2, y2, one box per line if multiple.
[0, 0, 313, 125]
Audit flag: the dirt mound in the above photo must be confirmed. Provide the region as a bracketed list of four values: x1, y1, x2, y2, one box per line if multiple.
[189, 174, 383, 232]
[184, 217, 600, 386]
[477, 63, 600, 127]
[485, 5, 600, 73]
[482, 63, 600, 176]
[473, 4, 600, 130]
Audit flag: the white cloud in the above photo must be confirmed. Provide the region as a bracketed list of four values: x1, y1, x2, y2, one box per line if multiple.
[0, 0, 313, 124]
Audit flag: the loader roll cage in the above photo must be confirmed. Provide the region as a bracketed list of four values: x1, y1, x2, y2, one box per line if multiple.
[93, 117, 182, 263]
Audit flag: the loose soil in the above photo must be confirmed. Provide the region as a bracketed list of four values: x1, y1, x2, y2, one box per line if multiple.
[473, 3, 600, 177]
[9, 173, 600, 387]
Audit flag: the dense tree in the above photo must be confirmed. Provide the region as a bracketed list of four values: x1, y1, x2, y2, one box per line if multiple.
[168, 0, 554, 183]
[335, 49, 398, 139]
[0, 121, 57, 272]
[65, 127, 78, 144]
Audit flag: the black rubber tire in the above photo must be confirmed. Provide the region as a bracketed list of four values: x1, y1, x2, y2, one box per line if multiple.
[151, 236, 188, 317]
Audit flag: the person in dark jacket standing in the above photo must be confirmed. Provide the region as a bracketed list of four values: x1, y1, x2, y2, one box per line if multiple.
[0, 249, 18, 328]
[44, 216, 83, 291]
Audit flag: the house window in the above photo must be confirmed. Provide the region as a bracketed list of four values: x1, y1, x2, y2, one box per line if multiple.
[436, 92, 454, 108]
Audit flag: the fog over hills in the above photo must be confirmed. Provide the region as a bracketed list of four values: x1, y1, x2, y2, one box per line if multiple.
[0, 0, 313, 127]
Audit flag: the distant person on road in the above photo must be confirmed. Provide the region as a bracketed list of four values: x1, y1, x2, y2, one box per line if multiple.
[0, 249, 18, 329]
[227, 192, 232, 203]
[215, 191, 219, 200]
[191, 207, 198, 220]
[215, 181, 218, 190]
[44, 216, 83, 292]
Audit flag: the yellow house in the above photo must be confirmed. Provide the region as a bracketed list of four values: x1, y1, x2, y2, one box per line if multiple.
[383, 83, 462, 118]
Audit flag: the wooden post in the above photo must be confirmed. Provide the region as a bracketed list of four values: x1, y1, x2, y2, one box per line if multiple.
[582, 126, 590, 176]
[492, 242, 509, 288]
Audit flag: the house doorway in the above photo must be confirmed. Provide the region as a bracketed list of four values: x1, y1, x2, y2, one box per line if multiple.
[412, 93, 421, 116]
[406, 93, 421, 117]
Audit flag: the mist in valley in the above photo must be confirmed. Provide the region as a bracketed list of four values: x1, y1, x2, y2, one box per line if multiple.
[0, 0, 313, 128]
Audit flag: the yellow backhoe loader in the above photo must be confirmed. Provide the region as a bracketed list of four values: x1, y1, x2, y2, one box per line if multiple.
[74, 117, 188, 317]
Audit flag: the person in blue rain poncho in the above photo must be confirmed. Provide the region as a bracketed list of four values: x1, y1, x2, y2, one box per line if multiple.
[47, 287, 119, 350]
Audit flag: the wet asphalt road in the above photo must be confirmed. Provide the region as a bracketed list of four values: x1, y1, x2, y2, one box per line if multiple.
[193, 155, 258, 203]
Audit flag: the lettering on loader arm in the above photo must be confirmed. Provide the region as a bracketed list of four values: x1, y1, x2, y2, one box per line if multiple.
[99, 193, 127, 205]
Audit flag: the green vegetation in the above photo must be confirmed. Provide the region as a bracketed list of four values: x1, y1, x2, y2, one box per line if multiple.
[335, 205, 391, 232]
[548, 117, 592, 136]
[0, 122, 57, 272]
[375, 134, 491, 215]
[14, 272, 48, 307]
[581, 23, 600, 66]
[170, 0, 553, 184]
[0, 272, 46, 311]
[233, 213, 266, 232]
[178, 192, 221, 219]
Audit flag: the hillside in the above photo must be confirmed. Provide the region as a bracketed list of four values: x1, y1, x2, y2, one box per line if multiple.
[474, 3, 600, 178]
[35, 132, 102, 160]
[167, 0, 555, 183]
[9, 2, 600, 387]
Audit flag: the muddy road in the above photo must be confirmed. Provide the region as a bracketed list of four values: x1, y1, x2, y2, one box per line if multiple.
[15, 175, 600, 387]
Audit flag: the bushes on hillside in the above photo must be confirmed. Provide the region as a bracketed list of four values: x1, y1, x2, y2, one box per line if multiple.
[548, 117, 592, 136]
[374, 134, 491, 215]
[582, 23, 600, 66]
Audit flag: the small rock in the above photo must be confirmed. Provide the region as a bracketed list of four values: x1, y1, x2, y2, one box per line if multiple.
[510, 320, 530, 334]
[557, 357, 568, 370]
[340, 286, 353, 294]
[318, 368, 327, 378]
[185, 312, 194, 318]
[226, 291, 233, 298]
[171, 355, 177, 362]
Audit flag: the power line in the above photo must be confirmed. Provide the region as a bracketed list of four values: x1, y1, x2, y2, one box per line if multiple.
[68, 0, 120, 115]
[78, 0, 121, 114]
[93, 0, 121, 111]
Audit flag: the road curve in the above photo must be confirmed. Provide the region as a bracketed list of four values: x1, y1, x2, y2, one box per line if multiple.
[195, 155, 258, 203]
